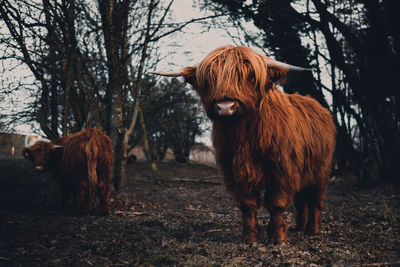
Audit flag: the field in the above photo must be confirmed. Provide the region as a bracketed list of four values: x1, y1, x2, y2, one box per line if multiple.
[0, 158, 399, 266]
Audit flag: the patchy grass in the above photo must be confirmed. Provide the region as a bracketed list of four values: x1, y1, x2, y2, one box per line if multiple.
[0, 158, 399, 266]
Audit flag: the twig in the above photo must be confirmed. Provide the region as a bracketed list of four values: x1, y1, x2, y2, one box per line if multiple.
[169, 177, 221, 185]
[353, 261, 400, 267]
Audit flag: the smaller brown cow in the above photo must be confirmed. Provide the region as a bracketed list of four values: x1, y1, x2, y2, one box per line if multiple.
[22, 128, 113, 216]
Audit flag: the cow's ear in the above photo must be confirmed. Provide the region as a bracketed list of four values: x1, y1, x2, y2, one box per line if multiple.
[182, 66, 197, 86]
[52, 145, 63, 157]
[268, 66, 288, 85]
[22, 147, 31, 158]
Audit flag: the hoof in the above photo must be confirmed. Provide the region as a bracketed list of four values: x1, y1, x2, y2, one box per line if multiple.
[269, 234, 287, 244]
[101, 211, 110, 216]
[304, 228, 320, 235]
[294, 225, 306, 232]
[96, 208, 110, 216]
[242, 233, 258, 244]
[268, 223, 287, 244]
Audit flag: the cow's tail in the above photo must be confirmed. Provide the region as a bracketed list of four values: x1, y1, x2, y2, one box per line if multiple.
[85, 140, 98, 203]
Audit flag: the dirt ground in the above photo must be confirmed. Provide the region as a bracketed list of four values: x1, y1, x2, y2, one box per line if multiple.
[0, 158, 399, 266]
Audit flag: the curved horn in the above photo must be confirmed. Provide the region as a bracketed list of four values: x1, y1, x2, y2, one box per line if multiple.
[266, 59, 311, 72]
[149, 64, 198, 77]
[148, 71, 184, 77]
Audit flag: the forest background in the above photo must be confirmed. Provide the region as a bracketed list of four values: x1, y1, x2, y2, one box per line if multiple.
[0, 0, 398, 189]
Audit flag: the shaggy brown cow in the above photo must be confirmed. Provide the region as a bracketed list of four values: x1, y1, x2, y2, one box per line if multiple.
[22, 128, 113, 216]
[151, 45, 336, 243]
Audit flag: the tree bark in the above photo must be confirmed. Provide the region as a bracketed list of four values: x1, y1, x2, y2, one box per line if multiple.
[139, 106, 160, 183]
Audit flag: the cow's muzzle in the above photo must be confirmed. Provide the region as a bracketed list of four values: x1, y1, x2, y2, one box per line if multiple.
[215, 99, 243, 115]
[35, 165, 45, 171]
[210, 99, 245, 120]
[216, 102, 237, 116]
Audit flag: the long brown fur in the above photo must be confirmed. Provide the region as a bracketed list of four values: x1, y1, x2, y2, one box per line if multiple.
[23, 128, 113, 216]
[182, 45, 336, 243]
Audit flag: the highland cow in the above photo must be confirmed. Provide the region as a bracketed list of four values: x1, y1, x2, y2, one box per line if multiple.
[151, 45, 336, 243]
[22, 128, 113, 216]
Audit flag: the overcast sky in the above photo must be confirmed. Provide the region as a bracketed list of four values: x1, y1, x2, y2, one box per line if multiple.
[158, 1, 244, 69]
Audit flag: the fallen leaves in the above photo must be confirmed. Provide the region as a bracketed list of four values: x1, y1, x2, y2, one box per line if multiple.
[1, 160, 399, 266]
[114, 210, 145, 216]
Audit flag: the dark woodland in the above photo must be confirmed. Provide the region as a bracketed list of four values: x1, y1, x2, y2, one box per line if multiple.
[206, 0, 399, 184]
[0, 0, 399, 266]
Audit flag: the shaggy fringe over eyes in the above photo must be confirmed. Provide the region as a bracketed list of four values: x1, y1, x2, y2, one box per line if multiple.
[194, 45, 287, 109]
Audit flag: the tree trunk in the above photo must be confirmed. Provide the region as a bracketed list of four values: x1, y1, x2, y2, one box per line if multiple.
[121, 0, 156, 185]
[98, 0, 130, 191]
[139, 106, 161, 183]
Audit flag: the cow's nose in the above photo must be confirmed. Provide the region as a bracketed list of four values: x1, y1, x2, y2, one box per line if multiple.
[216, 102, 236, 116]
[35, 165, 45, 171]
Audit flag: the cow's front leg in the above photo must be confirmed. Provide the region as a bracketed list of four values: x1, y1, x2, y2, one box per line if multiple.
[265, 191, 288, 244]
[59, 176, 73, 210]
[305, 190, 326, 235]
[60, 184, 70, 209]
[239, 195, 260, 243]
[294, 193, 308, 232]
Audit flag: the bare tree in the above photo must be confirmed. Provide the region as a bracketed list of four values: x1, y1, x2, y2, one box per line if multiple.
[1, 0, 223, 190]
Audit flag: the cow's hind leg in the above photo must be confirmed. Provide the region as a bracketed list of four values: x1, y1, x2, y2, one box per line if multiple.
[265, 190, 288, 244]
[74, 178, 91, 216]
[294, 192, 309, 232]
[96, 172, 110, 216]
[238, 195, 260, 243]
